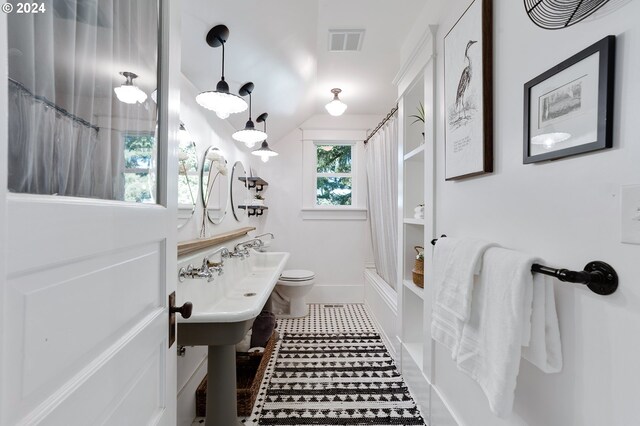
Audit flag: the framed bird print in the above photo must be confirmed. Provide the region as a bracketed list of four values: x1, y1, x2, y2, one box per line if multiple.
[444, 0, 493, 180]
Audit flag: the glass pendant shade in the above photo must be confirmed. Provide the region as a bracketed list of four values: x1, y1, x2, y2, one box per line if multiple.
[196, 81, 247, 115]
[232, 120, 268, 148]
[325, 88, 347, 116]
[252, 140, 278, 163]
[114, 72, 147, 104]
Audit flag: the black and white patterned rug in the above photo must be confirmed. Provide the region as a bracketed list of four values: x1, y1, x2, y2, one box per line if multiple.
[249, 331, 425, 425]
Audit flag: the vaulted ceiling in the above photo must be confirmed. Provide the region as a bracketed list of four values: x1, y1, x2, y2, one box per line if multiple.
[181, 0, 428, 142]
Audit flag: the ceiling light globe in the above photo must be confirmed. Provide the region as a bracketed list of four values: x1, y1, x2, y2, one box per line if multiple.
[325, 98, 347, 116]
[114, 85, 147, 104]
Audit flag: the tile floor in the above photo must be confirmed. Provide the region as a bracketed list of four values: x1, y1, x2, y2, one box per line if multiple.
[193, 304, 425, 425]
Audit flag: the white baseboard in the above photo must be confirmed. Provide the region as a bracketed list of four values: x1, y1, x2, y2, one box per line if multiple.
[177, 356, 207, 426]
[363, 268, 399, 360]
[307, 284, 364, 304]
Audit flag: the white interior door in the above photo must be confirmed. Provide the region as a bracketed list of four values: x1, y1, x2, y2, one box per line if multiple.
[0, 0, 181, 424]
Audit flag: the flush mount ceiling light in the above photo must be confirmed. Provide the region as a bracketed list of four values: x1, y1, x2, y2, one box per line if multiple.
[252, 113, 278, 163]
[325, 88, 347, 116]
[232, 82, 268, 148]
[114, 72, 147, 104]
[195, 24, 248, 119]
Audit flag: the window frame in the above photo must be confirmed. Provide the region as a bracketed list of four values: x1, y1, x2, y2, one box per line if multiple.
[314, 141, 355, 207]
[301, 129, 367, 221]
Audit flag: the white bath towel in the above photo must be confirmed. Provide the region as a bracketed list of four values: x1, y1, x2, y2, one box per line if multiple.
[431, 237, 496, 357]
[521, 272, 563, 373]
[455, 247, 536, 418]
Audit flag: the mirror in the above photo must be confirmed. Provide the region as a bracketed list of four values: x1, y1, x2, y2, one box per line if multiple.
[231, 161, 250, 221]
[177, 124, 198, 229]
[201, 146, 229, 225]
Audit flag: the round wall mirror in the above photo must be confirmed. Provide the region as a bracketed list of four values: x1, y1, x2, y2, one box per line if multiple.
[201, 146, 229, 225]
[231, 161, 250, 221]
[177, 124, 198, 229]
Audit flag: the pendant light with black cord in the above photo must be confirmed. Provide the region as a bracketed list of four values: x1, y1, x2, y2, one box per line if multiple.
[195, 24, 248, 119]
[232, 82, 268, 148]
[252, 113, 279, 163]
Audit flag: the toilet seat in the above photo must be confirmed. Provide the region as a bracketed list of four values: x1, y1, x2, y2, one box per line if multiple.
[279, 269, 315, 282]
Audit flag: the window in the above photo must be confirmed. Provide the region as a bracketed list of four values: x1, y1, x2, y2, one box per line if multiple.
[301, 130, 367, 220]
[123, 133, 157, 203]
[316, 144, 353, 206]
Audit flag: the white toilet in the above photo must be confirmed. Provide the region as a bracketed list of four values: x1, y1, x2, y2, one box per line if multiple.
[272, 269, 315, 318]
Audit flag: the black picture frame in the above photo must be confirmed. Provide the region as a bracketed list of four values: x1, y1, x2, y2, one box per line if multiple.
[523, 35, 616, 164]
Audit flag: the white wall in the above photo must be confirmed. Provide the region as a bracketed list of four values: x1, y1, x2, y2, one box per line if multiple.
[429, 1, 640, 425]
[175, 75, 268, 426]
[260, 114, 379, 303]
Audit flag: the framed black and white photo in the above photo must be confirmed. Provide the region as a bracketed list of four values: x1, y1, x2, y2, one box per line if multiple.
[444, 0, 493, 180]
[523, 35, 615, 163]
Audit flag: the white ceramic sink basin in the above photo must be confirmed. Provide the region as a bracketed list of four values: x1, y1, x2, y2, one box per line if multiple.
[176, 250, 289, 346]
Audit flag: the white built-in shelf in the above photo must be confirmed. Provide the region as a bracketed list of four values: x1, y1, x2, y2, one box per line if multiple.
[403, 342, 424, 371]
[403, 218, 424, 225]
[403, 144, 425, 162]
[403, 279, 424, 299]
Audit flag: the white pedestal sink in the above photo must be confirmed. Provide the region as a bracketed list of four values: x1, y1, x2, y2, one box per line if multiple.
[177, 250, 289, 426]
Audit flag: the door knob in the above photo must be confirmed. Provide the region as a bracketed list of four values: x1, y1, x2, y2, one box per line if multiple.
[170, 301, 193, 319]
[168, 292, 192, 347]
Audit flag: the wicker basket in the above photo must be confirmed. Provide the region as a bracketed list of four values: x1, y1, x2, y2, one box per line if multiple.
[196, 333, 277, 417]
[412, 246, 424, 288]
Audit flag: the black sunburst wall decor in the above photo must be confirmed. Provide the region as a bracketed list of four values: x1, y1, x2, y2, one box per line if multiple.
[524, 0, 612, 29]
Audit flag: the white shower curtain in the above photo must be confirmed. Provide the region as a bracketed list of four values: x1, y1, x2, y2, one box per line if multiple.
[365, 115, 398, 289]
[6, 0, 158, 200]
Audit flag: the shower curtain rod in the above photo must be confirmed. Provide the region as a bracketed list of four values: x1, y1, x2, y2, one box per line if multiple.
[9, 78, 100, 132]
[363, 104, 398, 145]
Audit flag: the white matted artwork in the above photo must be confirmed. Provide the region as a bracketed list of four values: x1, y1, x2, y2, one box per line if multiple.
[444, 0, 493, 180]
[523, 36, 616, 163]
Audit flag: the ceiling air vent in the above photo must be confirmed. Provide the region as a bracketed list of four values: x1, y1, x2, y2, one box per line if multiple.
[328, 29, 365, 52]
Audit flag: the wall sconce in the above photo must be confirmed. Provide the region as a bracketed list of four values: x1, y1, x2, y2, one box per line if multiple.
[325, 88, 347, 116]
[114, 72, 147, 104]
[232, 82, 268, 148]
[252, 113, 278, 163]
[195, 24, 248, 119]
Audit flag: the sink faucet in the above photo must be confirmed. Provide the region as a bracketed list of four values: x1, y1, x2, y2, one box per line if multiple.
[178, 246, 230, 282]
[253, 233, 274, 252]
[232, 238, 264, 259]
[178, 263, 215, 282]
[255, 232, 274, 240]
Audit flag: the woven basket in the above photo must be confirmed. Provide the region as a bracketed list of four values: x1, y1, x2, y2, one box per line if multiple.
[412, 246, 424, 288]
[196, 333, 277, 417]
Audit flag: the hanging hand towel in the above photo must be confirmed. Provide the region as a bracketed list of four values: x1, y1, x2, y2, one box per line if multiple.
[521, 272, 563, 373]
[455, 247, 536, 418]
[431, 237, 496, 358]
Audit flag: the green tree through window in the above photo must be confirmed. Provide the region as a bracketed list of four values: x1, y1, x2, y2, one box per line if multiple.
[123, 134, 156, 203]
[316, 144, 353, 206]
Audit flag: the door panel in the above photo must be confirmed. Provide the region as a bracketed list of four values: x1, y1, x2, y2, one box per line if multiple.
[0, 0, 181, 424]
[3, 198, 172, 425]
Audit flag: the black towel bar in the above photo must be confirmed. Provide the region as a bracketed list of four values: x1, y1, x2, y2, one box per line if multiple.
[430, 235, 618, 295]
